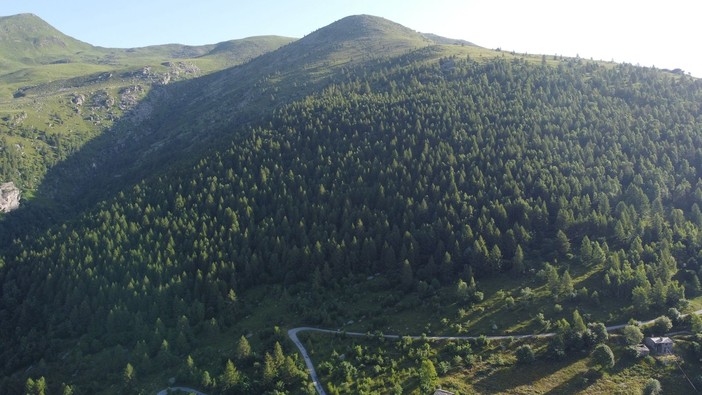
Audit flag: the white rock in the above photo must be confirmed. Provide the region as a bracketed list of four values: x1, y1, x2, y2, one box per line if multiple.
[0, 182, 21, 213]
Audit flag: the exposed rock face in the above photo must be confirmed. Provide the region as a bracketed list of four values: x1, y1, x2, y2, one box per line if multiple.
[0, 182, 21, 213]
[71, 93, 85, 106]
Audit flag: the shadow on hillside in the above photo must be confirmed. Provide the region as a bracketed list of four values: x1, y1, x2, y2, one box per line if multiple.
[472, 356, 583, 394]
[0, 66, 227, 242]
[0, 39, 361, 243]
[541, 366, 602, 395]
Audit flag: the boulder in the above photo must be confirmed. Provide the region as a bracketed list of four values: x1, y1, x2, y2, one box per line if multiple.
[0, 182, 21, 213]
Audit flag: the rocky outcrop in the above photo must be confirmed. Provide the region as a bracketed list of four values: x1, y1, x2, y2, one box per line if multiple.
[0, 182, 20, 213]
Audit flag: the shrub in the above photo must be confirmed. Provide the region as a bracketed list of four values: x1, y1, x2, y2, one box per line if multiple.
[591, 344, 614, 369]
[622, 324, 643, 345]
[515, 344, 535, 364]
[651, 316, 672, 335]
[642, 378, 662, 395]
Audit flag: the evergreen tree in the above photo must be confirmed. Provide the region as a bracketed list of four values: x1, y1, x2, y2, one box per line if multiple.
[419, 359, 438, 393]
[556, 230, 571, 256]
[123, 363, 135, 389]
[580, 236, 593, 265]
[572, 309, 587, 333]
[262, 353, 277, 387]
[219, 359, 241, 393]
[236, 335, 252, 361]
[560, 271, 575, 297]
[512, 244, 525, 274]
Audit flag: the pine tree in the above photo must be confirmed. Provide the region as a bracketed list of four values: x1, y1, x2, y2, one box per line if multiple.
[419, 359, 438, 393]
[456, 279, 470, 302]
[579, 236, 592, 265]
[123, 363, 135, 389]
[556, 230, 570, 256]
[236, 335, 252, 361]
[273, 341, 285, 368]
[560, 270, 574, 297]
[201, 371, 212, 389]
[262, 352, 277, 386]
[512, 244, 525, 274]
[61, 384, 74, 395]
[219, 359, 241, 393]
[572, 309, 586, 333]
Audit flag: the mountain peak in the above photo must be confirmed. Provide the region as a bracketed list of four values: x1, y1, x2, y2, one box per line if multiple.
[0, 12, 42, 22]
[302, 14, 431, 48]
[265, 14, 433, 71]
[0, 13, 60, 36]
[0, 13, 93, 64]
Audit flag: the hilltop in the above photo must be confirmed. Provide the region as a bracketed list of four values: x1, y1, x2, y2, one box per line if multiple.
[0, 13, 95, 66]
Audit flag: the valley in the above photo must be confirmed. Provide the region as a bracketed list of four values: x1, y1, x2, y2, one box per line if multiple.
[1, 12, 702, 395]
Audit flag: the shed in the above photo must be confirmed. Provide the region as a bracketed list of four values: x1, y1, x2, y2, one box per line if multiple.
[433, 390, 456, 395]
[644, 337, 673, 354]
[631, 344, 650, 358]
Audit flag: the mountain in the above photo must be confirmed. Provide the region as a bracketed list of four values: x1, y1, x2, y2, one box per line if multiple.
[0, 13, 295, 67]
[0, 13, 96, 66]
[281, 14, 432, 65]
[2, 12, 702, 395]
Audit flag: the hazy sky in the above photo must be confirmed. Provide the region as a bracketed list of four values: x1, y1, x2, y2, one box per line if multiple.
[2, 0, 700, 76]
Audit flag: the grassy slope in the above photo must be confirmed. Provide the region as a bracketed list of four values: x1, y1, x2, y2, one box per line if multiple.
[299, 331, 695, 394]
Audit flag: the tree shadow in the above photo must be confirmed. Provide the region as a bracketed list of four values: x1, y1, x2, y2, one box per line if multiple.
[542, 368, 600, 395]
[471, 355, 582, 394]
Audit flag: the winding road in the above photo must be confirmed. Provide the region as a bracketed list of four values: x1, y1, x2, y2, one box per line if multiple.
[288, 309, 702, 395]
[155, 309, 702, 395]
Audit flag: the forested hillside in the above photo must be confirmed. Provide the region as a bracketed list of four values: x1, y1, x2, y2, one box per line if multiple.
[2, 48, 702, 392]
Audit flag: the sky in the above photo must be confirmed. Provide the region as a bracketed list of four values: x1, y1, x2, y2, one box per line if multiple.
[2, 0, 701, 77]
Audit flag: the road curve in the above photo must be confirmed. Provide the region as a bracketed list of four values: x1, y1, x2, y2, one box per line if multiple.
[288, 309, 702, 395]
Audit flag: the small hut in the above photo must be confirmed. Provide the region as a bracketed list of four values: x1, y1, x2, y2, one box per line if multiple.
[644, 337, 673, 354]
[433, 390, 456, 395]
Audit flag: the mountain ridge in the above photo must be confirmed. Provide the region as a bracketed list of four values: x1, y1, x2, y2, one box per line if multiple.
[0, 13, 297, 69]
